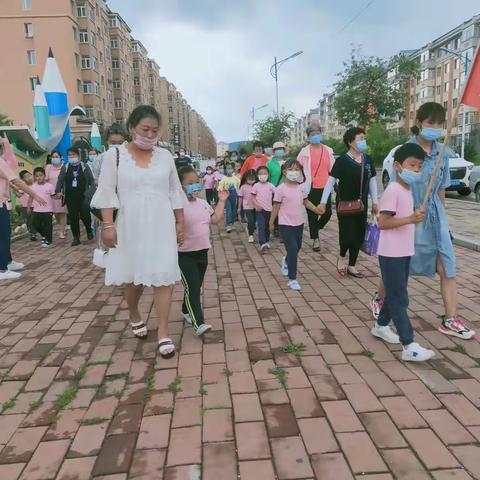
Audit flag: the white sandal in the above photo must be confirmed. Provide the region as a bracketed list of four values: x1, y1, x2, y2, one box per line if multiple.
[131, 320, 148, 339]
[158, 338, 176, 359]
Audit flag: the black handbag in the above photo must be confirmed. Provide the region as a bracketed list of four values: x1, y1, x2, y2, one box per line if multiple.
[89, 147, 120, 221]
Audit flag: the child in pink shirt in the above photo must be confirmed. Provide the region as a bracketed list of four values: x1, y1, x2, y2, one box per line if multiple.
[252, 165, 275, 251]
[203, 166, 216, 205]
[14, 170, 37, 241]
[269, 160, 322, 291]
[28, 167, 55, 247]
[238, 169, 257, 243]
[372, 143, 434, 362]
[179, 166, 228, 336]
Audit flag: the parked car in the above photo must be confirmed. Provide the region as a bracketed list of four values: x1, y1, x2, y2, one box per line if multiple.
[382, 146, 474, 196]
[469, 165, 480, 202]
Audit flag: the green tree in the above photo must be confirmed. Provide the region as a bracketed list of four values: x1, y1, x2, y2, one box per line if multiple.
[463, 141, 480, 164]
[322, 138, 346, 156]
[253, 112, 294, 147]
[366, 122, 408, 165]
[334, 49, 418, 127]
[0, 112, 13, 126]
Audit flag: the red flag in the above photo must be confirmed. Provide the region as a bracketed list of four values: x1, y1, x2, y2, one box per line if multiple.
[462, 47, 480, 109]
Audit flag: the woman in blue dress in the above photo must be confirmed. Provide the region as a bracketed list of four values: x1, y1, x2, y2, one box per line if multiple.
[371, 102, 474, 340]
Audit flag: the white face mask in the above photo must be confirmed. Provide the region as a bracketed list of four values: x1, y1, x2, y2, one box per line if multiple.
[258, 174, 268, 183]
[286, 170, 301, 182]
[69, 156, 80, 165]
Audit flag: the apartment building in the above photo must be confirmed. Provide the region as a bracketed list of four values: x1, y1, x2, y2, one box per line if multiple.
[288, 108, 319, 147]
[318, 93, 344, 140]
[0, 0, 216, 155]
[401, 14, 480, 150]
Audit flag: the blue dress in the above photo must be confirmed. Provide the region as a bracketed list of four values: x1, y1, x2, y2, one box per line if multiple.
[393, 137, 455, 278]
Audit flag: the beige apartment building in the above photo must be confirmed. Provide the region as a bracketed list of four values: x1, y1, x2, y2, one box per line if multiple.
[0, 0, 216, 156]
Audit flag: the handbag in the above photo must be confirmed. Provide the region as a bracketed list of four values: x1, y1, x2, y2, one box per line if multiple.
[361, 218, 380, 256]
[89, 147, 120, 221]
[337, 157, 365, 216]
[93, 248, 108, 268]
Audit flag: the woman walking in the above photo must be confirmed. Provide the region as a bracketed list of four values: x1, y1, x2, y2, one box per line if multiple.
[46, 150, 67, 239]
[319, 127, 378, 277]
[91, 105, 184, 358]
[297, 121, 335, 252]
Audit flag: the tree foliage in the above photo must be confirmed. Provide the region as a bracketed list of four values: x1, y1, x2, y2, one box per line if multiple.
[463, 141, 480, 164]
[253, 112, 294, 147]
[366, 123, 409, 165]
[322, 138, 346, 156]
[334, 49, 418, 127]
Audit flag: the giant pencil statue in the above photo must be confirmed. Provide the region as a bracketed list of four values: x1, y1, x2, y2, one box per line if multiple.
[33, 48, 85, 158]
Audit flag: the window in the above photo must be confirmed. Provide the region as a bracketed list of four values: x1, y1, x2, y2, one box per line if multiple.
[24, 23, 33, 37]
[443, 101, 448, 109]
[74, 53, 79, 68]
[81, 56, 91, 69]
[77, 5, 87, 17]
[444, 63, 450, 75]
[109, 16, 119, 27]
[27, 50, 36, 65]
[453, 37, 460, 50]
[22, 0, 31, 10]
[453, 98, 458, 108]
[101, 75, 104, 86]
[463, 25, 475, 40]
[91, 32, 96, 47]
[94, 82, 100, 95]
[113, 79, 121, 89]
[111, 38, 119, 49]
[85, 106, 94, 117]
[77, 79, 82, 92]
[112, 59, 120, 69]
[29, 76, 39, 91]
[133, 59, 139, 69]
[92, 56, 98, 71]
[135, 94, 141, 103]
[169, 106, 173, 113]
[454, 58, 460, 70]
[454, 78, 459, 90]
[436, 85, 441, 95]
[83, 82, 93, 93]
[99, 52, 103, 63]
[79, 30, 89, 43]
[444, 81, 449, 92]
[115, 99, 123, 108]
[134, 77, 140, 86]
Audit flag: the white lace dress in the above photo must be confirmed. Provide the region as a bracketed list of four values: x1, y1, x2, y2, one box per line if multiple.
[91, 144, 183, 287]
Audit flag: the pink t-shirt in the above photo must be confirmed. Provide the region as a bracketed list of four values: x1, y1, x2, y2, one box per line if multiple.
[203, 173, 215, 189]
[213, 171, 224, 182]
[29, 182, 54, 213]
[252, 182, 275, 212]
[377, 182, 414, 258]
[19, 191, 30, 208]
[273, 183, 307, 226]
[0, 157, 16, 205]
[179, 197, 214, 252]
[238, 184, 255, 210]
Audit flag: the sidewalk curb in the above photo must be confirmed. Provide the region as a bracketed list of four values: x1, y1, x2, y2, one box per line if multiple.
[453, 235, 480, 252]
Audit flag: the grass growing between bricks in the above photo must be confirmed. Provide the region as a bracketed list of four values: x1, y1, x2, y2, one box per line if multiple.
[1, 398, 16, 414]
[281, 343, 306, 360]
[269, 367, 288, 388]
[82, 416, 109, 426]
[144, 372, 155, 402]
[168, 376, 182, 397]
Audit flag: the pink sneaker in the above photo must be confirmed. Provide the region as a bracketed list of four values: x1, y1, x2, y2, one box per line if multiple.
[439, 317, 475, 340]
[370, 292, 384, 321]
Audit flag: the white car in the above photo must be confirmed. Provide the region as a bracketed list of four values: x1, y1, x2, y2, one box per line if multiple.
[469, 165, 480, 201]
[381, 146, 474, 196]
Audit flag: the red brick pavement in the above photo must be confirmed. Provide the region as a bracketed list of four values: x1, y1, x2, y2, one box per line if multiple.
[0, 219, 480, 479]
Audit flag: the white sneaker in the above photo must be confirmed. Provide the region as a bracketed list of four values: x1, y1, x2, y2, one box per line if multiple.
[8, 260, 24, 271]
[402, 342, 435, 362]
[288, 280, 301, 291]
[260, 243, 268, 251]
[194, 324, 212, 336]
[371, 322, 400, 344]
[226, 226, 232, 233]
[59, 232, 66, 239]
[281, 256, 288, 276]
[264, 243, 270, 249]
[248, 235, 254, 243]
[183, 313, 192, 325]
[0, 270, 21, 280]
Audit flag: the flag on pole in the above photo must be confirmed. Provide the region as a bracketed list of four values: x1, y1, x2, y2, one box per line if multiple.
[461, 46, 480, 109]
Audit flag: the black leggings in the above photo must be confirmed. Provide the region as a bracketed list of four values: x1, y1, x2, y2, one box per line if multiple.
[206, 189, 215, 205]
[245, 209, 256, 235]
[179, 249, 209, 329]
[66, 197, 92, 240]
[32, 212, 53, 243]
[338, 213, 367, 266]
[307, 188, 332, 240]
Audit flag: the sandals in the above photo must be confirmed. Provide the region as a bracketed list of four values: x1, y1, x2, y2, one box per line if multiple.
[131, 321, 148, 339]
[158, 338, 176, 359]
[337, 258, 347, 277]
[347, 267, 365, 279]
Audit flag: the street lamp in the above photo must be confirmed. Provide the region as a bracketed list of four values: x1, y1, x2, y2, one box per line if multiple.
[251, 103, 268, 124]
[270, 51, 304, 115]
[440, 47, 471, 159]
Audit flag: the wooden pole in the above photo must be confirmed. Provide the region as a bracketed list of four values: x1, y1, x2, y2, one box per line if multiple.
[420, 98, 463, 209]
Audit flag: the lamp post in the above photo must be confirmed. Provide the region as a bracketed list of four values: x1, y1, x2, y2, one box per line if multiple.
[440, 47, 471, 159]
[250, 103, 268, 140]
[270, 51, 303, 115]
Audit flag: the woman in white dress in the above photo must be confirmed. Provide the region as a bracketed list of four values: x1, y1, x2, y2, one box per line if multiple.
[91, 106, 184, 358]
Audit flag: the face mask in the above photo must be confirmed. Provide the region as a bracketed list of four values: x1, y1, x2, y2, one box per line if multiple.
[88, 155, 97, 163]
[69, 156, 80, 165]
[108, 143, 121, 149]
[310, 134, 322, 144]
[420, 127, 442, 142]
[275, 150, 285, 158]
[51, 157, 61, 166]
[133, 132, 158, 150]
[185, 182, 202, 199]
[356, 140, 368, 152]
[218, 168, 224, 174]
[247, 179, 255, 185]
[399, 168, 423, 185]
[258, 174, 268, 183]
[179, 152, 185, 157]
[286, 170, 301, 182]
[226, 168, 234, 175]
[231, 155, 238, 162]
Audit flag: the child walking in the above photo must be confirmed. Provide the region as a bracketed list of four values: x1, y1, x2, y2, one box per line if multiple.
[371, 144, 434, 361]
[252, 165, 275, 251]
[218, 162, 240, 233]
[238, 169, 257, 243]
[269, 160, 323, 291]
[203, 166, 216, 206]
[17, 170, 37, 241]
[179, 166, 228, 336]
[28, 167, 54, 247]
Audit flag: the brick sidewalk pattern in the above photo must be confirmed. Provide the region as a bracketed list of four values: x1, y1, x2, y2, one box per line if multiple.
[0, 219, 479, 479]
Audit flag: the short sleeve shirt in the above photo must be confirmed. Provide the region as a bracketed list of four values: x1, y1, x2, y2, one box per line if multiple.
[251, 182, 275, 211]
[273, 183, 307, 226]
[179, 197, 214, 252]
[238, 184, 255, 209]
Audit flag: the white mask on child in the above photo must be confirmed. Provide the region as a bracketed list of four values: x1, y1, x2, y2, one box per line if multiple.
[258, 174, 268, 183]
[286, 171, 301, 182]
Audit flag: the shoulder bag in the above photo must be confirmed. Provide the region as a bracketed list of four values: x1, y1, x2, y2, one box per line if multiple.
[336, 156, 365, 216]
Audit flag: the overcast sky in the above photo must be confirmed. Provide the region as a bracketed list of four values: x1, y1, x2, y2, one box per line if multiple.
[108, 0, 479, 143]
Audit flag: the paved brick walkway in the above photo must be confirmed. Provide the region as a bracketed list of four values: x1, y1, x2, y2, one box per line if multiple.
[446, 198, 480, 249]
[1, 219, 480, 480]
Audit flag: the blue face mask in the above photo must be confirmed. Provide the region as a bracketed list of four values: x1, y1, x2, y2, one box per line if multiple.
[310, 134, 322, 144]
[275, 149, 285, 158]
[185, 182, 202, 199]
[399, 168, 423, 185]
[420, 127, 442, 142]
[226, 168, 234, 175]
[218, 168, 224, 174]
[51, 157, 61, 166]
[356, 139, 368, 152]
